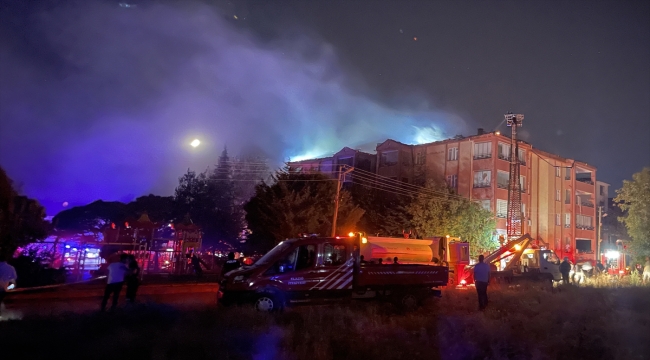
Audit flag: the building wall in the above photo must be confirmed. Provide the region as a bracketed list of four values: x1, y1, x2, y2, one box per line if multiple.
[291, 132, 598, 263]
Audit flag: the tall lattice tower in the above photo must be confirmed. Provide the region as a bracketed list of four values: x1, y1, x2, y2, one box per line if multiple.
[505, 112, 524, 239]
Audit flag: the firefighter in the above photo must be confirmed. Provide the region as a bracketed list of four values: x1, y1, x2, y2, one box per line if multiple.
[595, 260, 605, 274]
[221, 252, 241, 278]
[559, 257, 571, 285]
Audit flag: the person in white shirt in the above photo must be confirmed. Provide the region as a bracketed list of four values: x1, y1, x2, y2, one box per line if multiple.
[473, 254, 491, 311]
[101, 254, 130, 311]
[0, 255, 18, 317]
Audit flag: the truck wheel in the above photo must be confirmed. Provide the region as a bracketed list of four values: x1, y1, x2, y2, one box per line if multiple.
[396, 293, 420, 310]
[254, 293, 281, 312]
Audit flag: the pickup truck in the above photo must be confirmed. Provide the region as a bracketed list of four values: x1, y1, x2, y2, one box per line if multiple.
[219, 235, 449, 311]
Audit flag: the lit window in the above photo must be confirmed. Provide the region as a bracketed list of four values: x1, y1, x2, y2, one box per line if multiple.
[473, 142, 492, 159]
[496, 199, 508, 218]
[473, 170, 491, 188]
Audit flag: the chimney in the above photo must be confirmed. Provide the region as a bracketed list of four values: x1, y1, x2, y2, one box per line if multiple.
[477, 128, 485, 135]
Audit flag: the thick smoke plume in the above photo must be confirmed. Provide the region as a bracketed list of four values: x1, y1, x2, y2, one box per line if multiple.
[0, 1, 467, 213]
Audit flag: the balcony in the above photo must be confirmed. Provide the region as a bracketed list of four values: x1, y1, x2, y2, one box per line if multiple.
[565, 175, 571, 180]
[581, 201, 595, 208]
[497, 182, 508, 189]
[576, 178, 594, 185]
[564, 224, 571, 228]
[497, 212, 507, 218]
[474, 154, 492, 160]
[576, 225, 595, 231]
[473, 183, 491, 189]
[498, 154, 511, 161]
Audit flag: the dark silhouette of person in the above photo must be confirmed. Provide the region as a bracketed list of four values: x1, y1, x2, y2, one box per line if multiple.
[473, 255, 490, 310]
[101, 254, 129, 312]
[559, 257, 572, 285]
[125, 255, 140, 304]
[221, 252, 241, 278]
[377, 258, 383, 265]
[359, 255, 367, 264]
[393, 257, 399, 264]
[191, 253, 203, 278]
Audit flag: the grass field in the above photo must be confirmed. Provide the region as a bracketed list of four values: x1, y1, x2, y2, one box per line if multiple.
[1, 283, 649, 360]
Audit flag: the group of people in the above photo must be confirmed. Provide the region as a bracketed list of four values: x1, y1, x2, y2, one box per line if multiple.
[101, 254, 140, 312]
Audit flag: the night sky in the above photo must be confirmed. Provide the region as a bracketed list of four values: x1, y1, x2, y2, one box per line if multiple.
[1, 0, 648, 215]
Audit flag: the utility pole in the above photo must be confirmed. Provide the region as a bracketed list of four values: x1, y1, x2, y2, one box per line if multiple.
[331, 165, 355, 237]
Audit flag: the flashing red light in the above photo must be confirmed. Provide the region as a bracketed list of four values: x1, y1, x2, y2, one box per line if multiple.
[460, 279, 467, 286]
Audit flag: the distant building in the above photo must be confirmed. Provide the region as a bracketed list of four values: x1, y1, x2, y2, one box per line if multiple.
[289, 129, 599, 263]
[596, 181, 610, 212]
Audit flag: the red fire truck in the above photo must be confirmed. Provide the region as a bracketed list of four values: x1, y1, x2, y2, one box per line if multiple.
[219, 234, 449, 311]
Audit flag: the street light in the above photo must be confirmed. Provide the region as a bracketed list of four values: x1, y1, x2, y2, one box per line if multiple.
[190, 139, 201, 148]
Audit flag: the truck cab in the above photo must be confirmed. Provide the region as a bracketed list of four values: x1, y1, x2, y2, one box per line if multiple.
[219, 235, 449, 311]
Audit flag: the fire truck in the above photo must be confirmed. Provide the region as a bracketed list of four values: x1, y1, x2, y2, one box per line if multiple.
[460, 234, 563, 284]
[219, 234, 449, 311]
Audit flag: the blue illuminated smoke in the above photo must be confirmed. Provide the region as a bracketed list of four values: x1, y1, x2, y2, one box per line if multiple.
[0, 1, 468, 213]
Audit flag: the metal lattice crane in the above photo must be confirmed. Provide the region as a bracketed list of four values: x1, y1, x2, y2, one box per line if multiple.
[505, 112, 524, 239]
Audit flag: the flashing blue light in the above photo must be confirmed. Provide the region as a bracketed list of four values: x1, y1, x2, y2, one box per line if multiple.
[72, 248, 78, 251]
[65, 245, 70, 249]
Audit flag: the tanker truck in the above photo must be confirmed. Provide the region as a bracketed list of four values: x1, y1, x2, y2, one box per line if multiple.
[359, 235, 470, 285]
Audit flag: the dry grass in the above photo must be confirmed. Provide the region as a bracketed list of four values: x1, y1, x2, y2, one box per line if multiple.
[1, 284, 649, 360]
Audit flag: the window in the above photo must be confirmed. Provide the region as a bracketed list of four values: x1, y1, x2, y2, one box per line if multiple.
[338, 156, 353, 167]
[565, 213, 571, 228]
[446, 174, 458, 189]
[447, 147, 458, 161]
[476, 199, 491, 211]
[323, 243, 348, 266]
[518, 149, 526, 164]
[556, 214, 561, 226]
[599, 185, 604, 196]
[576, 215, 593, 229]
[270, 244, 316, 274]
[498, 143, 511, 161]
[520, 175, 526, 192]
[380, 151, 398, 167]
[522, 203, 526, 216]
[496, 199, 508, 218]
[416, 152, 426, 165]
[556, 189, 561, 201]
[497, 170, 509, 189]
[473, 142, 491, 159]
[555, 166, 561, 177]
[565, 189, 571, 204]
[473, 170, 491, 188]
[565, 168, 571, 180]
[576, 239, 592, 253]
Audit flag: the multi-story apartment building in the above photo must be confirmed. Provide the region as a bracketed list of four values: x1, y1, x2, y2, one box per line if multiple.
[289, 147, 376, 179]
[289, 129, 598, 263]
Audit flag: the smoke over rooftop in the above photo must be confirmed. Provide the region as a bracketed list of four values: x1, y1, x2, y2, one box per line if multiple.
[0, 1, 467, 214]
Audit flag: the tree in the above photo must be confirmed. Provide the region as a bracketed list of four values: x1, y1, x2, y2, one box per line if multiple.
[244, 169, 364, 251]
[174, 157, 244, 247]
[408, 181, 497, 258]
[350, 183, 412, 236]
[52, 200, 128, 233]
[0, 167, 49, 257]
[615, 167, 650, 259]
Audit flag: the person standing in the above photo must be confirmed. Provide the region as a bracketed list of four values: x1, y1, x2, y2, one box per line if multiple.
[0, 255, 17, 318]
[473, 255, 490, 311]
[559, 257, 572, 285]
[125, 255, 140, 304]
[643, 257, 650, 285]
[191, 253, 204, 278]
[101, 254, 129, 312]
[221, 252, 241, 278]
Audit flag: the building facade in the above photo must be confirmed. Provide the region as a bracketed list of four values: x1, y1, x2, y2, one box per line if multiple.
[289, 130, 598, 263]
